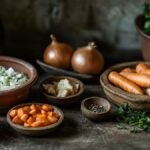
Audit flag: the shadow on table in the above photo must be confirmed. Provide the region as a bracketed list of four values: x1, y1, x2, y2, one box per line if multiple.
[44, 116, 79, 138]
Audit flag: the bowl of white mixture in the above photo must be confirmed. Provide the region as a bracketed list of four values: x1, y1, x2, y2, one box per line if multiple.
[0, 56, 37, 113]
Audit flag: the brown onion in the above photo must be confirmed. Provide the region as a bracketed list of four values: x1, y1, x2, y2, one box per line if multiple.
[71, 42, 104, 74]
[43, 35, 73, 69]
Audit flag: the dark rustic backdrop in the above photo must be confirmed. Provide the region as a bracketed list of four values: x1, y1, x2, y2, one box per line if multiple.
[0, 0, 145, 61]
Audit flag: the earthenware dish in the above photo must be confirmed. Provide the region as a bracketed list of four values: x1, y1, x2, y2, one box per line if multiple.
[7, 103, 64, 136]
[135, 15, 150, 61]
[0, 56, 37, 113]
[81, 97, 111, 121]
[36, 59, 97, 81]
[40, 76, 84, 106]
[100, 61, 150, 111]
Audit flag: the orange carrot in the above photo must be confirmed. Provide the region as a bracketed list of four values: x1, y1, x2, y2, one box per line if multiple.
[120, 71, 150, 88]
[136, 63, 150, 75]
[120, 67, 134, 73]
[10, 104, 60, 127]
[108, 71, 144, 94]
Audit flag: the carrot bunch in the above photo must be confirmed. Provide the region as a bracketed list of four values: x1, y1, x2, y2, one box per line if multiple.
[9, 104, 60, 127]
[108, 63, 150, 95]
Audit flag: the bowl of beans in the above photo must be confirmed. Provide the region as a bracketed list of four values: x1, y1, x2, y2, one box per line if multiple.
[81, 97, 111, 121]
[0, 56, 37, 113]
[7, 103, 64, 136]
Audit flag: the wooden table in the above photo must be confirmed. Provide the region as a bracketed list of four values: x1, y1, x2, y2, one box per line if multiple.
[0, 74, 150, 150]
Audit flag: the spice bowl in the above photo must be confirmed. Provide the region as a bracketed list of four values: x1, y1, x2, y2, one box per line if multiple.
[81, 97, 111, 121]
[40, 76, 84, 106]
[7, 103, 64, 136]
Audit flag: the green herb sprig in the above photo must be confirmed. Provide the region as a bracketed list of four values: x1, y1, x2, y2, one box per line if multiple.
[116, 103, 150, 133]
[144, 3, 150, 35]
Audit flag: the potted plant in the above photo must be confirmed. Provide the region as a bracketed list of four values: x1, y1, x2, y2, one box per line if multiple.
[135, 3, 150, 61]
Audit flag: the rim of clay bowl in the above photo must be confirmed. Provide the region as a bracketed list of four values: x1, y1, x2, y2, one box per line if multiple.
[0, 56, 38, 94]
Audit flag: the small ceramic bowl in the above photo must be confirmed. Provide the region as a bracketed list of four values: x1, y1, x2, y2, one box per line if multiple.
[81, 97, 111, 121]
[40, 76, 84, 106]
[0, 56, 37, 113]
[100, 61, 150, 111]
[7, 103, 64, 136]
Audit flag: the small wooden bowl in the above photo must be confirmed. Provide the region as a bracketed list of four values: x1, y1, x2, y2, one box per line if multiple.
[40, 76, 84, 106]
[81, 97, 111, 121]
[100, 61, 150, 111]
[7, 103, 64, 136]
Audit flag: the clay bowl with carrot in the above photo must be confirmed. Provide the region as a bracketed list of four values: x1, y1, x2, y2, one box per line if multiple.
[100, 61, 150, 111]
[7, 103, 64, 136]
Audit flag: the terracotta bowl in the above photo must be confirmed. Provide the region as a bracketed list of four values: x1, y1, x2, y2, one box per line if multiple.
[81, 97, 111, 121]
[7, 103, 64, 136]
[0, 56, 37, 113]
[135, 15, 150, 61]
[40, 76, 84, 106]
[100, 61, 150, 111]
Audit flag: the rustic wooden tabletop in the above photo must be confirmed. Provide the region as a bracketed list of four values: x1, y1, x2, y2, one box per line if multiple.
[0, 74, 150, 150]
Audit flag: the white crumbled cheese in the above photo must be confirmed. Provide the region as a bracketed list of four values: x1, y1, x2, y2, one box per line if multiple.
[57, 79, 73, 91]
[57, 79, 73, 97]
[57, 89, 69, 97]
[0, 66, 28, 91]
[146, 88, 150, 96]
[6, 67, 15, 76]
[43, 78, 80, 97]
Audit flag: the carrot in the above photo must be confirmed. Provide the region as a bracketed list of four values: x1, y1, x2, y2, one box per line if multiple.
[9, 109, 17, 118]
[108, 71, 144, 94]
[10, 104, 60, 128]
[48, 116, 58, 124]
[24, 122, 31, 127]
[29, 109, 36, 115]
[17, 108, 25, 117]
[120, 67, 134, 73]
[23, 106, 30, 113]
[31, 121, 43, 127]
[12, 116, 24, 125]
[41, 110, 47, 114]
[136, 63, 150, 75]
[42, 104, 53, 112]
[36, 114, 47, 121]
[136, 63, 149, 72]
[27, 117, 35, 125]
[120, 71, 150, 88]
[20, 114, 28, 122]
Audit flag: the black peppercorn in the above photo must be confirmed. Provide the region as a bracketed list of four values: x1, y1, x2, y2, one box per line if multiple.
[88, 103, 106, 113]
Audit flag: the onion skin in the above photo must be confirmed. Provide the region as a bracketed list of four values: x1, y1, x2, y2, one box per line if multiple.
[71, 43, 104, 74]
[43, 35, 73, 69]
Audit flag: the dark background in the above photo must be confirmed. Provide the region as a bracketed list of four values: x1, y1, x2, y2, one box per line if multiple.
[0, 0, 146, 66]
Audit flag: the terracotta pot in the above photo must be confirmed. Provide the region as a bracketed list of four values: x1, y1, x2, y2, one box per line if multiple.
[0, 56, 38, 113]
[135, 15, 150, 61]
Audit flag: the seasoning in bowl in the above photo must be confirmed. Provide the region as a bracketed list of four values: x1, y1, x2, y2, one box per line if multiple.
[42, 78, 79, 97]
[0, 66, 28, 91]
[9, 104, 60, 128]
[81, 97, 111, 121]
[88, 104, 106, 113]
